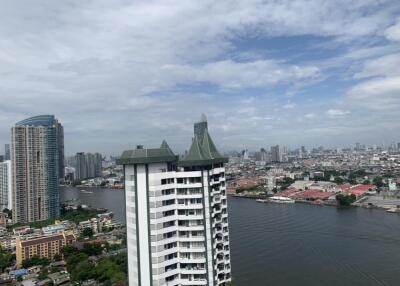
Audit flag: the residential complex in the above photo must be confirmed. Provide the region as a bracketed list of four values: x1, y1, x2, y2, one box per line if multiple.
[0, 160, 12, 211]
[15, 232, 76, 267]
[11, 115, 64, 223]
[117, 117, 231, 286]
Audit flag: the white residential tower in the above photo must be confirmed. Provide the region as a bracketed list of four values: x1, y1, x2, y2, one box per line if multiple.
[117, 116, 231, 286]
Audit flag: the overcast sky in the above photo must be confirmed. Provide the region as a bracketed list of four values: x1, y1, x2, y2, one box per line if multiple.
[1, 0, 400, 155]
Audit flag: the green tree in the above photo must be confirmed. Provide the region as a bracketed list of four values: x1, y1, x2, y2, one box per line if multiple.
[22, 256, 50, 268]
[0, 247, 15, 272]
[2, 208, 12, 219]
[71, 260, 96, 282]
[82, 243, 105, 256]
[373, 176, 384, 188]
[81, 227, 94, 238]
[336, 194, 357, 207]
[334, 177, 344, 184]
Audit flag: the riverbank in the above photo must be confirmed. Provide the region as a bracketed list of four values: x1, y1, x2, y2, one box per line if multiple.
[231, 193, 400, 214]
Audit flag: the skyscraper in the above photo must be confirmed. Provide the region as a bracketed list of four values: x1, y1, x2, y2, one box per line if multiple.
[4, 144, 10, 161]
[74, 152, 102, 180]
[0, 160, 12, 211]
[117, 116, 231, 286]
[271, 145, 282, 162]
[11, 115, 64, 223]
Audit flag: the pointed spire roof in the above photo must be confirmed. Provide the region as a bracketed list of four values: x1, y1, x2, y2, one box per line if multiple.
[160, 139, 175, 156]
[179, 131, 228, 167]
[201, 131, 225, 160]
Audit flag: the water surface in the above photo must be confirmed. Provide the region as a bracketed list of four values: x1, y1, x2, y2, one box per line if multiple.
[61, 187, 400, 286]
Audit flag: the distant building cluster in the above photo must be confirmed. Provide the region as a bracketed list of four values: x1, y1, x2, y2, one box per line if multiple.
[73, 152, 102, 181]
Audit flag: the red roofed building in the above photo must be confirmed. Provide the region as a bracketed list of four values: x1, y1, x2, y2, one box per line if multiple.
[337, 184, 352, 192]
[292, 189, 335, 201]
[278, 188, 299, 198]
[349, 184, 376, 197]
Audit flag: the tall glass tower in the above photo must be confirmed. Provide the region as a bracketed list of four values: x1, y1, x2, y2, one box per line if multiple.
[11, 115, 64, 223]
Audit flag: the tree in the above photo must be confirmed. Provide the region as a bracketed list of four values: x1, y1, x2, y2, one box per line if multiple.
[81, 227, 94, 238]
[22, 256, 50, 268]
[0, 247, 15, 272]
[334, 177, 344, 184]
[373, 176, 384, 188]
[363, 179, 370, 185]
[336, 194, 356, 207]
[2, 208, 12, 219]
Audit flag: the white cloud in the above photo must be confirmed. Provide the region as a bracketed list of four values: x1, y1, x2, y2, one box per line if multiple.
[355, 53, 400, 78]
[347, 76, 400, 110]
[0, 0, 399, 152]
[326, 109, 350, 117]
[304, 113, 315, 119]
[385, 19, 400, 41]
[283, 103, 296, 109]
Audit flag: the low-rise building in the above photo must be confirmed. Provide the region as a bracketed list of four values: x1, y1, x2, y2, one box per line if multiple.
[16, 232, 76, 267]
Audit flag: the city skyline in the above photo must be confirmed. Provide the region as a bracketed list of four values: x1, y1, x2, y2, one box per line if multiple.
[0, 1, 400, 153]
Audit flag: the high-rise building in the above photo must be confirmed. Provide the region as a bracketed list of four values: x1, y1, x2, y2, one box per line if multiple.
[0, 160, 12, 211]
[74, 152, 102, 180]
[117, 117, 231, 286]
[271, 145, 282, 162]
[75, 152, 87, 181]
[4, 144, 10, 161]
[11, 115, 64, 223]
[194, 113, 208, 139]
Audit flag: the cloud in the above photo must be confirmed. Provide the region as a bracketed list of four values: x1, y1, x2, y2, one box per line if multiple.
[385, 19, 400, 41]
[355, 53, 400, 78]
[163, 60, 319, 89]
[0, 0, 400, 152]
[347, 77, 400, 110]
[304, 113, 315, 119]
[283, 103, 296, 109]
[326, 109, 350, 117]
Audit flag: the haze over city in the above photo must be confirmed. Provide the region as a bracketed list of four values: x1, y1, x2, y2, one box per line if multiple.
[1, 0, 400, 154]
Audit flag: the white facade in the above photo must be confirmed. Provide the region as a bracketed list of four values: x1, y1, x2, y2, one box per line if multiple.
[124, 162, 231, 286]
[0, 160, 12, 211]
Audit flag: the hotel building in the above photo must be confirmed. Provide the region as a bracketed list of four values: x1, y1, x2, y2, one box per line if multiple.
[117, 116, 231, 286]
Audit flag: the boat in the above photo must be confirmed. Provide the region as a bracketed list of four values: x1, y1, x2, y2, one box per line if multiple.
[80, 189, 93, 194]
[268, 196, 295, 204]
[256, 199, 267, 203]
[386, 206, 400, 213]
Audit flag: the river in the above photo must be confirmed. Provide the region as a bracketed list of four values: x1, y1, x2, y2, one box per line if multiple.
[60, 186, 400, 286]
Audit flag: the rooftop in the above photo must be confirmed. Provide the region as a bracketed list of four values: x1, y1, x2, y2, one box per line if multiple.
[117, 141, 178, 165]
[16, 115, 57, 127]
[117, 116, 228, 167]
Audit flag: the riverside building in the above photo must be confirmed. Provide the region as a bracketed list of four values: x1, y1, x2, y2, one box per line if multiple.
[11, 115, 64, 223]
[117, 117, 231, 286]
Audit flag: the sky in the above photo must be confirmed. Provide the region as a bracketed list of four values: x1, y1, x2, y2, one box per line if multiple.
[0, 0, 400, 155]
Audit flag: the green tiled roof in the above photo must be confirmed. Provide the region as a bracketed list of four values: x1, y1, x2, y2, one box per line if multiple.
[116, 141, 178, 165]
[117, 125, 227, 167]
[179, 131, 228, 167]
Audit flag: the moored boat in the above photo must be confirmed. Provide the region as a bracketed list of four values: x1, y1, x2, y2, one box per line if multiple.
[268, 196, 295, 204]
